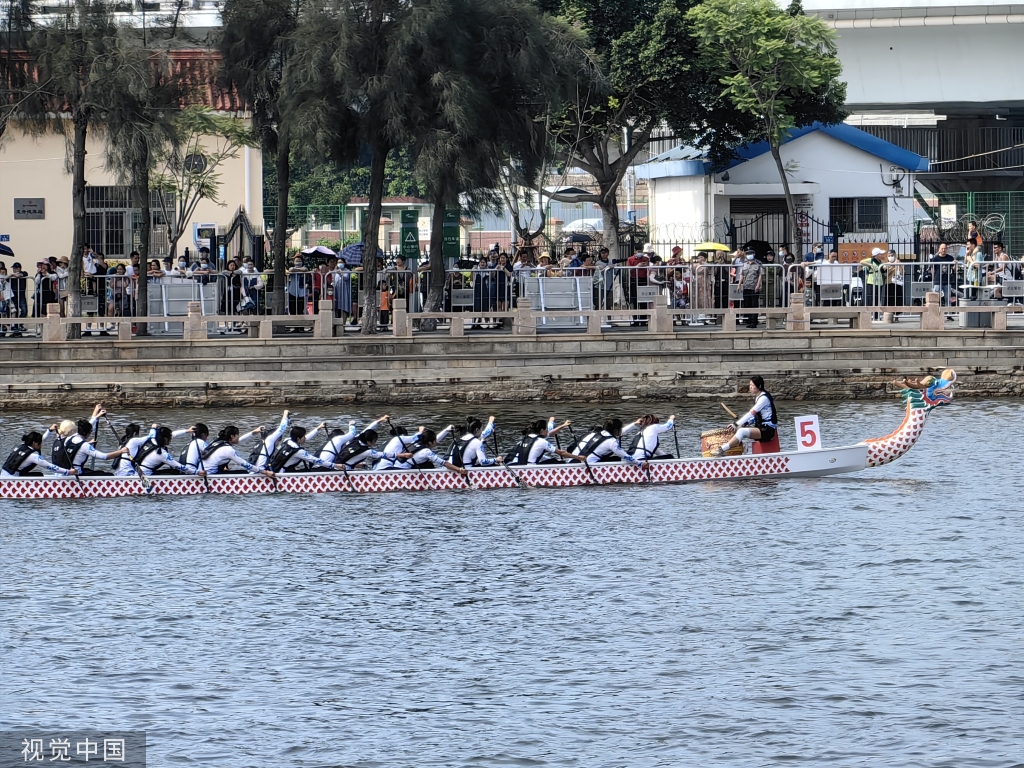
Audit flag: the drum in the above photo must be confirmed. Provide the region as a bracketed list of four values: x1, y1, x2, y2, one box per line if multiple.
[701, 426, 742, 457]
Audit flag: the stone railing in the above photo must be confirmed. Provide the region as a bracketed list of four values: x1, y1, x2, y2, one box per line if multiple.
[22, 293, 1024, 343]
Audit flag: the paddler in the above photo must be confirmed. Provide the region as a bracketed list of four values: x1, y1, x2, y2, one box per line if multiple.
[393, 429, 468, 475]
[268, 426, 350, 473]
[374, 422, 424, 470]
[201, 426, 276, 477]
[55, 414, 130, 476]
[333, 429, 400, 469]
[316, 415, 386, 464]
[575, 419, 641, 464]
[505, 419, 586, 465]
[622, 413, 676, 460]
[447, 416, 502, 467]
[713, 375, 778, 456]
[2, 430, 80, 477]
[115, 426, 205, 477]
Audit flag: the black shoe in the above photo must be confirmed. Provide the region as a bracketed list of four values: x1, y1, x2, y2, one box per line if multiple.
[99, 331, 110, 337]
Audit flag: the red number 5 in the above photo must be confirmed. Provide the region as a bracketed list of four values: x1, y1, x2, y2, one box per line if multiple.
[799, 420, 817, 448]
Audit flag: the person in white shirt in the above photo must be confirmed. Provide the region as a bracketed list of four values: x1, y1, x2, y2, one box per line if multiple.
[506, 419, 585, 465]
[115, 426, 205, 477]
[715, 376, 779, 456]
[448, 416, 500, 467]
[574, 419, 640, 464]
[320, 415, 388, 464]
[268, 426, 349, 473]
[2, 430, 79, 477]
[393, 428, 468, 474]
[247, 410, 291, 469]
[200, 426, 275, 476]
[56, 417, 130, 475]
[623, 413, 676, 460]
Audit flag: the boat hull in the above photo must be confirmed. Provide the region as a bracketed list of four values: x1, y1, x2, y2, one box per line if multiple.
[0, 445, 868, 499]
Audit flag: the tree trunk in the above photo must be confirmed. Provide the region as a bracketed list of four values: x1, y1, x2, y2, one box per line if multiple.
[134, 170, 150, 337]
[419, 195, 448, 332]
[66, 110, 88, 340]
[272, 135, 290, 315]
[360, 142, 388, 335]
[598, 183, 621, 261]
[770, 141, 801, 257]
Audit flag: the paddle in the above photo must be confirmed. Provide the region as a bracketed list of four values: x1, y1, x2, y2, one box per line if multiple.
[720, 403, 738, 420]
[105, 416, 150, 492]
[190, 432, 210, 493]
[492, 428, 531, 489]
[565, 423, 597, 485]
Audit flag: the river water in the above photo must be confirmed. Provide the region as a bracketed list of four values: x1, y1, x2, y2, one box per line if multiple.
[2, 398, 1023, 767]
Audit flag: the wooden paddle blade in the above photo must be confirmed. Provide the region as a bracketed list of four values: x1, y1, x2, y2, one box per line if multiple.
[720, 402, 738, 419]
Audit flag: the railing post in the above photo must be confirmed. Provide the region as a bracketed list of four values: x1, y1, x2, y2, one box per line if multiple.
[42, 303, 62, 342]
[993, 306, 1007, 331]
[514, 297, 536, 337]
[652, 293, 672, 334]
[449, 312, 465, 337]
[117, 321, 132, 341]
[184, 301, 207, 341]
[787, 293, 807, 332]
[587, 311, 602, 336]
[314, 299, 333, 339]
[259, 318, 274, 338]
[920, 291, 944, 331]
[721, 309, 737, 333]
[392, 298, 410, 338]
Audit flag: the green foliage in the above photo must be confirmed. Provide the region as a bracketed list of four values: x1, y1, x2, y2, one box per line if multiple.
[151, 106, 257, 252]
[687, 0, 846, 147]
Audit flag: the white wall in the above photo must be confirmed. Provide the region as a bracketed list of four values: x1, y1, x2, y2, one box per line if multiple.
[647, 176, 709, 241]
[720, 131, 914, 230]
[0, 122, 263, 263]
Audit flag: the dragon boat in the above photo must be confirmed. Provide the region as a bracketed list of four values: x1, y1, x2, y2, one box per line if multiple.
[0, 372, 955, 500]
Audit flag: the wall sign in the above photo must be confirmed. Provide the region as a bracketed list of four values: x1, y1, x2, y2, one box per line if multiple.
[13, 198, 45, 220]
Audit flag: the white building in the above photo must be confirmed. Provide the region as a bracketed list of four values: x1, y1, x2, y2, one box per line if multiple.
[635, 122, 928, 251]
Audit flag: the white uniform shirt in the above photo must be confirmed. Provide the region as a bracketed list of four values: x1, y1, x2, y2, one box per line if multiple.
[204, 445, 262, 474]
[275, 439, 337, 471]
[526, 435, 559, 464]
[737, 393, 775, 428]
[455, 434, 496, 466]
[624, 419, 675, 460]
[1, 449, 72, 477]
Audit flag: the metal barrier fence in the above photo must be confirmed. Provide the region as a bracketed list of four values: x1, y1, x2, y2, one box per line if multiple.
[6, 257, 1024, 338]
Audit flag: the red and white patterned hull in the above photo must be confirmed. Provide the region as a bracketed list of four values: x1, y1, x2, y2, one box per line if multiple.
[0, 445, 868, 500]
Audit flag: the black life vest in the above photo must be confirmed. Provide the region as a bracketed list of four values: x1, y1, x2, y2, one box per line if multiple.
[200, 439, 232, 470]
[112, 435, 131, 472]
[405, 439, 435, 469]
[51, 435, 86, 469]
[505, 434, 542, 466]
[3, 444, 36, 475]
[247, 436, 271, 465]
[578, 431, 615, 459]
[335, 438, 371, 467]
[754, 391, 779, 429]
[447, 436, 475, 468]
[269, 440, 304, 472]
[625, 427, 658, 458]
[131, 440, 164, 471]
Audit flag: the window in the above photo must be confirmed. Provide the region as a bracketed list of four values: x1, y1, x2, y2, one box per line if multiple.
[85, 186, 174, 258]
[829, 197, 887, 233]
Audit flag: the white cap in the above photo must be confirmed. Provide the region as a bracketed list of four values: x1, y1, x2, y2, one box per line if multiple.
[871, 247, 885, 257]
[643, 242, 654, 252]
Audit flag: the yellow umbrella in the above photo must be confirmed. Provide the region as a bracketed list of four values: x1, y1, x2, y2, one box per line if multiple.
[693, 241, 731, 251]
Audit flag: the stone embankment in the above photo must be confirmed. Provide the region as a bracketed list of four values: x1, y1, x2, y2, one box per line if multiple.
[1, 329, 1022, 411]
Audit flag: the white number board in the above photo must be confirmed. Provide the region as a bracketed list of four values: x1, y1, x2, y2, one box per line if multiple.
[794, 415, 822, 451]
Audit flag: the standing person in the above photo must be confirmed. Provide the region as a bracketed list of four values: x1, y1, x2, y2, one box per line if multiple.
[8, 262, 28, 336]
[0, 263, 12, 337]
[286, 255, 309, 320]
[714, 376, 779, 456]
[761, 249, 781, 308]
[927, 243, 955, 309]
[625, 249, 650, 326]
[880, 251, 905, 321]
[738, 248, 763, 329]
[331, 259, 354, 323]
[494, 253, 513, 314]
[859, 248, 885, 319]
[33, 262, 59, 322]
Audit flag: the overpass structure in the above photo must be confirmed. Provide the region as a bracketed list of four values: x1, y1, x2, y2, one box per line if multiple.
[801, 1, 1024, 114]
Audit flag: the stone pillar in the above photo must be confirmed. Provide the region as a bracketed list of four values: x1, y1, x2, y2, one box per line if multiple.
[42, 303, 62, 342]
[514, 297, 536, 337]
[392, 298, 411, 338]
[587, 311, 602, 336]
[117, 322, 132, 341]
[184, 301, 207, 341]
[314, 299, 333, 339]
[652, 293, 673, 334]
[259, 318, 274, 339]
[920, 291, 943, 331]
[993, 306, 1007, 331]
[721, 309, 737, 333]
[449, 314, 465, 337]
[787, 293, 807, 332]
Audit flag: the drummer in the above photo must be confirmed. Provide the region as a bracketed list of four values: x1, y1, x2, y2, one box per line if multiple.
[713, 375, 778, 456]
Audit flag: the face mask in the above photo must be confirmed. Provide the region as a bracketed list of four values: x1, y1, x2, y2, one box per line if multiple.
[178, 261, 186, 268]
[746, 254, 755, 261]
[201, 262, 209, 268]
[888, 256, 896, 262]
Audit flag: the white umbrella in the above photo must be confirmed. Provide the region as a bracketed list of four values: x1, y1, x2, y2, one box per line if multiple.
[301, 245, 336, 257]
